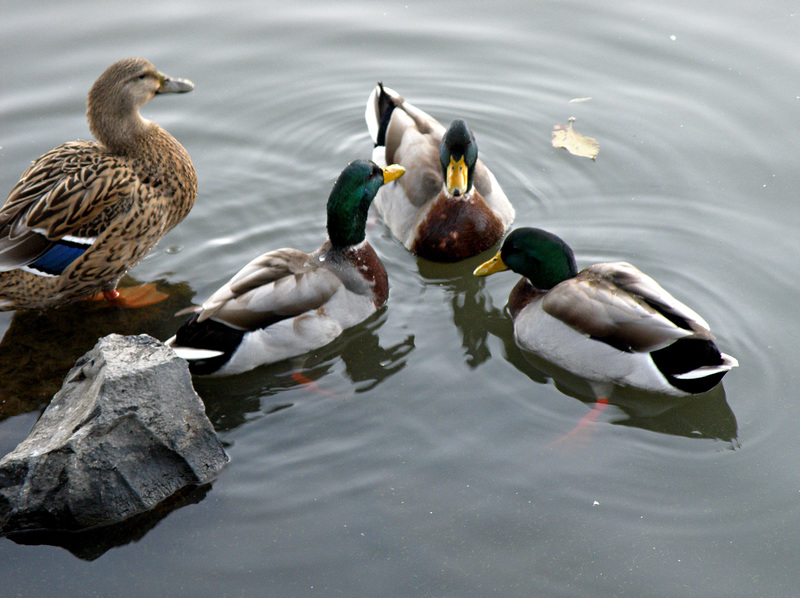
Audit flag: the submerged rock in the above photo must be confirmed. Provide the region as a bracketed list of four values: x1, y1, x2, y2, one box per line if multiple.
[0, 334, 229, 534]
[7, 484, 213, 561]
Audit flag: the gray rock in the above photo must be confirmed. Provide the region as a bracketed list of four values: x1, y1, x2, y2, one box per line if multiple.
[0, 334, 229, 534]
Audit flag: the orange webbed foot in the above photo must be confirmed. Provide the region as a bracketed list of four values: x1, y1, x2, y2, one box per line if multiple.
[549, 397, 609, 449]
[89, 283, 169, 308]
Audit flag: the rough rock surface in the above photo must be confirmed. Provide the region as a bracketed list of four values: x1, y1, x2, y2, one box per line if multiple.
[0, 334, 229, 534]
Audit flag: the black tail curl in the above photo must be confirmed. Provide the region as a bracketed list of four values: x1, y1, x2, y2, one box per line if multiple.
[375, 82, 397, 147]
[651, 337, 727, 394]
[174, 313, 245, 376]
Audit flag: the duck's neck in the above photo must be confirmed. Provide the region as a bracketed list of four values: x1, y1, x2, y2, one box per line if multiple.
[442, 184, 475, 201]
[91, 112, 197, 227]
[323, 238, 367, 261]
[88, 102, 155, 156]
[320, 240, 389, 307]
[508, 278, 546, 319]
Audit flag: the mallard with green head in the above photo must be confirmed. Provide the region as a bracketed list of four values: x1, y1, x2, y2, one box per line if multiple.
[365, 83, 514, 262]
[475, 227, 738, 400]
[0, 57, 197, 310]
[166, 160, 404, 376]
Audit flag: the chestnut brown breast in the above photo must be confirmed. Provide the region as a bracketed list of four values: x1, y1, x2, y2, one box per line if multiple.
[410, 193, 505, 262]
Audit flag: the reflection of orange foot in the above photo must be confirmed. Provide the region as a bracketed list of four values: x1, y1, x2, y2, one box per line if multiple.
[550, 398, 609, 448]
[89, 283, 169, 308]
[290, 372, 340, 397]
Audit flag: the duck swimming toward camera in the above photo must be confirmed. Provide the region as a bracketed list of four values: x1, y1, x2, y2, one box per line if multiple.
[365, 83, 514, 262]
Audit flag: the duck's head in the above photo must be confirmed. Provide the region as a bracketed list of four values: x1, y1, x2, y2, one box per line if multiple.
[88, 58, 194, 151]
[439, 119, 478, 198]
[474, 227, 578, 289]
[327, 160, 405, 248]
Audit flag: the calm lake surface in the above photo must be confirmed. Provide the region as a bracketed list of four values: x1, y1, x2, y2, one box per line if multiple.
[2, 0, 799, 595]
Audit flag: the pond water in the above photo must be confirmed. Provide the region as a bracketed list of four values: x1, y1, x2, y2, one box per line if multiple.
[2, 0, 800, 595]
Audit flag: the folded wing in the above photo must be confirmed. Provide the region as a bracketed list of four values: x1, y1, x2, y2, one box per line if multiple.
[543, 262, 713, 353]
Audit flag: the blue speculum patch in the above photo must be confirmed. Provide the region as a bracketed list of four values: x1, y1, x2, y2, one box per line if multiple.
[29, 239, 90, 276]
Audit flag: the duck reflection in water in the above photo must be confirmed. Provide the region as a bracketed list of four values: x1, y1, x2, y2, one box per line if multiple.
[416, 255, 496, 369]
[192, 310, 414, 433]
[474, 227, 739, 445]
[0, 277, 194, 421]
[504, 336, 738, 445]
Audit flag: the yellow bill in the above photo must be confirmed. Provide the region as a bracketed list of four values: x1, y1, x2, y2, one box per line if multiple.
[446, 156, 469, 196]
[473, 251, 508, 276]
[383, 164, 405, 183]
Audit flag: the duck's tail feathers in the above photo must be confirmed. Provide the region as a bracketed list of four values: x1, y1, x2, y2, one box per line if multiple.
[673, 353, 739, 380]
[167, 342, 225, 361]
[365, 82, 401, 147]
[652, 338, 738, 394]
[175, 304, 202, 317]
[166, 313, 245, 375]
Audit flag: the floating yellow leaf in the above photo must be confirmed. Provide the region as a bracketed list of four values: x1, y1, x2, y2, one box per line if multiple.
[551, 117, 599, 160]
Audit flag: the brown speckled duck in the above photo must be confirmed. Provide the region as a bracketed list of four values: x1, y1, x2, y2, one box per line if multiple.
[365, 83, 514, 262]
[0, 57, 198, 310]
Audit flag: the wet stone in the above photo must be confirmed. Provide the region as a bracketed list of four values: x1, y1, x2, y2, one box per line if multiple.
[0, 334, 228, 534]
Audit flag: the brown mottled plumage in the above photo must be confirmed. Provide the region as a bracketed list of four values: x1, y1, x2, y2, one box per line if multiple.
[0, 57, 197, 310]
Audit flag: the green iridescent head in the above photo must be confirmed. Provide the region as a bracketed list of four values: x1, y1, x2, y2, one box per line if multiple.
[326, 160, 404, 248]
[474, 227, 578, 289]
[439, 119, 478, 197]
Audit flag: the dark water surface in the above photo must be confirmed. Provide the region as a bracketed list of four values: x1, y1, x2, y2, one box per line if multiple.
[2, 1, 799, 595]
